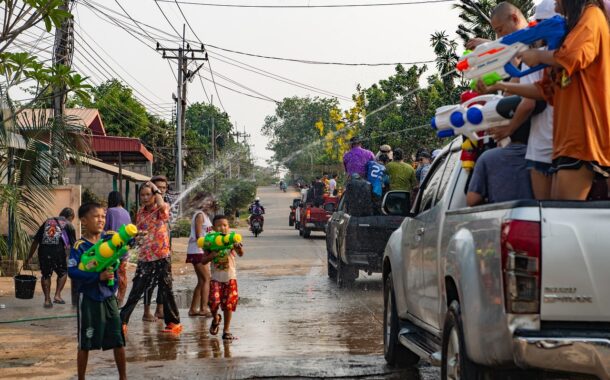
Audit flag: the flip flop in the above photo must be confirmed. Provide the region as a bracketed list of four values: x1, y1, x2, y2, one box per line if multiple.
[209, 314, 222, 336]
[53, 299, 66, 304]
[43, 302, 53, 308]
[222, 332, 237, 341]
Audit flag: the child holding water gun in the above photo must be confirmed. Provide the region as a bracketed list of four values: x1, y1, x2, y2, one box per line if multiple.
[478, 0, 610, 201]
[204, 215, 245, 341]
[67, 203, 126, 380]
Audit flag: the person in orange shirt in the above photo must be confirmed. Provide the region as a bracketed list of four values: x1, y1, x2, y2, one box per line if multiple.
[478, 0, 610, 200]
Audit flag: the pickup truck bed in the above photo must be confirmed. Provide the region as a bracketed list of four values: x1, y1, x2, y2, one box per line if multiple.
[382, 139, 610, 379]
[327, 192, 407, 287]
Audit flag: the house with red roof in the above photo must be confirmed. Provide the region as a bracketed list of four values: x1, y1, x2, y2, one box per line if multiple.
[18, 108, 154, 208]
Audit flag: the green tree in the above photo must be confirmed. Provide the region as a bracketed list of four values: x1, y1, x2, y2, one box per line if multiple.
[72, 79, 149, 137]
[220, 179, 256, 216]
[1, 1, 92, 265]
[262, 96, 339, 178]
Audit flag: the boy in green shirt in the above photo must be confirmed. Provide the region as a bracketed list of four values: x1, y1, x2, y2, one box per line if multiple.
[385, 148, 416, 191]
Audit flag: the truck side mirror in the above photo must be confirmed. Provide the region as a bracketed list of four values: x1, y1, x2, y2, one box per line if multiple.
[382, 191, 411, 217]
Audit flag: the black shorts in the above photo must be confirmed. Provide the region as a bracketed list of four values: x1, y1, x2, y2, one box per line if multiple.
[77, 295, 125, 351]
[552, 156, 610, 178]
[39, 249, 67, 279]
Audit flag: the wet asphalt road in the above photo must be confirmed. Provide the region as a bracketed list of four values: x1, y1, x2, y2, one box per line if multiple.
[2, 186, 439, 379]
[86, 186, 439, 379]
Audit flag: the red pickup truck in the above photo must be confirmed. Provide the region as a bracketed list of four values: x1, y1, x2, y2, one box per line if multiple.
[299, 195, 338, 238]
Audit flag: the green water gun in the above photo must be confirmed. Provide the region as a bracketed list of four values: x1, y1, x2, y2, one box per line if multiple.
[197, 231, 242, 266]
[197, 231, 242, 252]
[78, 224, 138, 286]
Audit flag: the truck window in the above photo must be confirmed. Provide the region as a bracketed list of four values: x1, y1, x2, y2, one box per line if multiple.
[419, 155, 447, 213]
[435, 150, 460, 204]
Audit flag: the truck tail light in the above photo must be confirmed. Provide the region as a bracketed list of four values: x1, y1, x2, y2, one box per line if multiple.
[501, 220, 541, 314]
[306, 209, 311, 219]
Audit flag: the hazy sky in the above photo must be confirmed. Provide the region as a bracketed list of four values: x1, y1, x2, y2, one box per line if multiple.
[69, 0, 465, 164]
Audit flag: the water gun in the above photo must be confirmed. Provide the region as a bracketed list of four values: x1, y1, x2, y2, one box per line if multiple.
[78, 224, 138, 286]
[456, 15, 567, 88]
[197, 231, 242, 267]
[431, 94, 523, 141]
[197, 231, 242, 252]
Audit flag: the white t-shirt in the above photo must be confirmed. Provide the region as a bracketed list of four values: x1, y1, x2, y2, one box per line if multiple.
[329, 179, 337, 194]
[187, 211, 213, 254]
[211, 249, 237, 282]
[521, 65, 554, 164]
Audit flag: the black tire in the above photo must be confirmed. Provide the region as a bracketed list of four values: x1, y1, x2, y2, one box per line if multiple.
[289, 217, 294, 227]
[384, 272, 420, 367]
[327, 251, 337, 279]
[299, 226, 304, 236]
[442, 301, 487, 380]
[303, 228, 311, 238]
[336, 243, 357, 287]
[295, 221, 300, 230]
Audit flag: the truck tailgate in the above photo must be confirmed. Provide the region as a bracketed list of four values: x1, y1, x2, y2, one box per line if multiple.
[346, 215, 404, 253]
[540, 205, 610, 321]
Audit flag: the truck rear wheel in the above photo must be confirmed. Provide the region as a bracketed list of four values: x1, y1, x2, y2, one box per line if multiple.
[303, 228, 311, 238]
[384, 273, 420, 367]
[442, 301, 486, 380]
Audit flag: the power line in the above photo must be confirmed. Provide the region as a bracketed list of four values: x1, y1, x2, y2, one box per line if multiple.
[154, 0, 182, 37]
[172, 0, 227, 113]
[197, 72, 277, 103]
[207, 51, 352, 101]
[204, 43, 435, 66]
[156, 0, 456, 9]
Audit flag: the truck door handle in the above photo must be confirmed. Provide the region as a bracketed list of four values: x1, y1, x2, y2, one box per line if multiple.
[416, 227, 425, 236]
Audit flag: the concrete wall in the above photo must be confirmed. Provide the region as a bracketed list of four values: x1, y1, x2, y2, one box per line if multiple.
[0, 185, 81, 237]
[65, 161, 152, 207]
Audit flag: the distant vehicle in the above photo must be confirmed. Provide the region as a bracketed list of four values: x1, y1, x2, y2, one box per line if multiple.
[326, 191, 408, 287]
[250, 214, 263, 238]
[299, 195, 338, 238]
[383, 139, 610, 379]
[289, 198, 300, 227]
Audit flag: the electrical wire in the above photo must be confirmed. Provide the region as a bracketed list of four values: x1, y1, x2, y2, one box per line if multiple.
[153, 0, 182, 38]
[172, 0, 227, 113]
[156, 0, 456, 8]
[197, 72, 277, 103]
[204, 43, 436, 66]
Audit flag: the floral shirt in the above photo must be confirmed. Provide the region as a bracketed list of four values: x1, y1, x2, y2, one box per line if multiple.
[136, 204, 170, 262]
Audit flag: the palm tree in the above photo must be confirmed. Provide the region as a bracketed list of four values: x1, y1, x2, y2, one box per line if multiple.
[454, 0, 536, 44]
[1, 95, 90, 267]
[430, 31, 461, 89]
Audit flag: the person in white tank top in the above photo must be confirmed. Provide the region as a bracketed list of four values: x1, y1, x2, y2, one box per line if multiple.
[186, 193, 216, 317]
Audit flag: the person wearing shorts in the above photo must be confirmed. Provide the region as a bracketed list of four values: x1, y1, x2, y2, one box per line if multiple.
[67, 203, 126, 380]
[25, 208, 76, 308]
[186, 192, 216, 317]
[205, 215, 244, 342]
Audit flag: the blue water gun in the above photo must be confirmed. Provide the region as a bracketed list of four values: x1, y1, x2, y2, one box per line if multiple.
[456, 15, 567, 88]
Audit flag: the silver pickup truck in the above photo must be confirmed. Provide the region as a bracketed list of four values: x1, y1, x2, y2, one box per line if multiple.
[383, 139, 610, 380]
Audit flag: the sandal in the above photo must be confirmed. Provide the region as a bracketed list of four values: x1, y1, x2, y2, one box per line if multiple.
[43, 301, 53, 309]
[53, 299, 65, 304]
[209, 314, 221, 336]
[222, 332, 237, 341]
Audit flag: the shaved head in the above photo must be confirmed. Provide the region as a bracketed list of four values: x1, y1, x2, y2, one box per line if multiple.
[491, 2, 527, 21]
[490, 1, 529, 37]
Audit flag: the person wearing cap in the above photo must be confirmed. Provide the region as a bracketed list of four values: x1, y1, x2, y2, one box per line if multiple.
[375, 144, 393, 162]
[343, 137, 375, 179]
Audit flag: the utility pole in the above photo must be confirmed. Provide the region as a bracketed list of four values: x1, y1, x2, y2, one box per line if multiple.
[211, 95, 217, 193]
[51, 0, 74, 185]
[157, 26, 208, 194]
